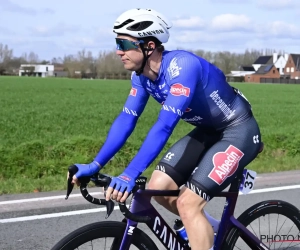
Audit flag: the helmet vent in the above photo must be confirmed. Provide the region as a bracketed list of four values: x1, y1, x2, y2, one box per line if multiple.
[127, 21, 153, 31]
[114, 19, 134, 29]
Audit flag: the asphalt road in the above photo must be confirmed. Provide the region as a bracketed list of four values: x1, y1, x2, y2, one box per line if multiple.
[0, 170, 300, 250]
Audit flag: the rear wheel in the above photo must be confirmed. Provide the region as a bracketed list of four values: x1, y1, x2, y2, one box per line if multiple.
[222, 200, 300, 249]
[51, 221, 159, 250]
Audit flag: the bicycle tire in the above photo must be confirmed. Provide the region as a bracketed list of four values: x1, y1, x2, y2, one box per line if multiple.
[51, 221, 159, 250]
[222, 200, 300, 250]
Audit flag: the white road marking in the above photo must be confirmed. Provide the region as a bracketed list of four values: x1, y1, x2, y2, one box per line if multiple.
[239, 184, 300, 195]
[0, 192, 102, 205]
[0, 185, 299, 224]
[0, 205, 128, 224]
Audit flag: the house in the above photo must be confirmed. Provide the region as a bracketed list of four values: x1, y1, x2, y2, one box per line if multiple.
[53, 64, 68, 77]
[245, 64, 280, 83]
[252, 53, 288, 75]
[226, 65, 255, 82]
[19, 64, 54, 77]
[283, 54, 300, 79]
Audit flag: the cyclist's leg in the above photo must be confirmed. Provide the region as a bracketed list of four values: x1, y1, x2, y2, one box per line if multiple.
[148, 126, 220, 215]
[178, 116, 261, 250]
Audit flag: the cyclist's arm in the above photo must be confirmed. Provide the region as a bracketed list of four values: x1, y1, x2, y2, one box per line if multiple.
[94, 78, 149, 167]
[124, 55, 202, 177]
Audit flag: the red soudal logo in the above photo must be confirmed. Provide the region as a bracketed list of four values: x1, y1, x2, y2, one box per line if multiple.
[129, 88, 137, 96]
[170, 84, 190, 97]
[208, 145, 244, 185]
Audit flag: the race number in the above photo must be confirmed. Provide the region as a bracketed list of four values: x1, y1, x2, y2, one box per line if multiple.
[239, 169, 257, 194]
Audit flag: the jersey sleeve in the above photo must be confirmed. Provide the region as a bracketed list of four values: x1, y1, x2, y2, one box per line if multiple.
[124, 55, 203, 178]
[94, 74, 149, 167]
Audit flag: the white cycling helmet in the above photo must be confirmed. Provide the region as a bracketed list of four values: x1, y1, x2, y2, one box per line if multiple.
[113, 8, 172, 43]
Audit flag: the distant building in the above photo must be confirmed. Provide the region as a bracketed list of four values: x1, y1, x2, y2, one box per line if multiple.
[227, 52, 300, 83]
[245, 64, 280, 83]
[283, 54, 300, 79]
[53, 64, 69, 77]
[245, 53, 290, 83]
[226, 65, 256, 82]
[19, 64, 54, 77]
[252, 53, 288, 75]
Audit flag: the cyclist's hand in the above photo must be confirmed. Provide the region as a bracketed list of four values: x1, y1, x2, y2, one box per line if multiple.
[105, 172, 136, 203]
[71, 161, 102, 186]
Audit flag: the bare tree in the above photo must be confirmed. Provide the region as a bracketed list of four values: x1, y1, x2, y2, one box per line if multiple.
[28, 51, 39, 64]
[0, 43, 13, 74]
[0, 43, 291, 78]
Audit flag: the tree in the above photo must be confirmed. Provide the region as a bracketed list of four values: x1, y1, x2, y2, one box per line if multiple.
[0, 43, 13, 75]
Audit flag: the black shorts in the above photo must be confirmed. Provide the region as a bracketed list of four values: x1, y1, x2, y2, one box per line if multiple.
[155, 116, 261, 202]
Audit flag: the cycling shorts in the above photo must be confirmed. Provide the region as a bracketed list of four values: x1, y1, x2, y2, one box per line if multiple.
[155, 116, 261, 201]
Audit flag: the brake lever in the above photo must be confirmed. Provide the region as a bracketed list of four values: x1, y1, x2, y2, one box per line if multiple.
[105, 199, 115, 219]
[65, 165, 90, 200]
[100, 174, 115, 219]
[65, 165, 78, 200]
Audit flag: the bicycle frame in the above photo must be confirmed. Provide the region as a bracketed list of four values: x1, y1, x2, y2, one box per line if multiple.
[119, 177, 270, 250]
[120, 189, 187, 250]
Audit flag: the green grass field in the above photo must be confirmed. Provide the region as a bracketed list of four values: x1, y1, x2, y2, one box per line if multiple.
[0, 77, 299, 194]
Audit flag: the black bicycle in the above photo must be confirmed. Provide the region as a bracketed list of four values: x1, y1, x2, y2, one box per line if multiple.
[52, 143, 300, 249]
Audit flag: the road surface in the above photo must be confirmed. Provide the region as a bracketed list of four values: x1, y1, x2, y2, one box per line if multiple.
[0, 170, 299, 250]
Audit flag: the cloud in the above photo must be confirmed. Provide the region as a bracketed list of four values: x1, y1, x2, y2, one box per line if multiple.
[64, 30, 116, 52]
[256, 21, 300, 39]
[1, 37, 63, 58]
[256, 0, 299, 10]
[169, 15, 300, 53]
[210, 0, 252, 3]
[0, 0, 55, 15]
[169, 30, 251, 52]
[0, 0, 37, 15]
[172, 16, 206, 29]
[96, 27, 115, 37]
[71, 38, 97, 47]
[211, 14, 252, 32]
[43, 8, 55, 14]
[172, 29, 251, 44]
[30, 23, 79, 37]
[0, 26, 15, 36]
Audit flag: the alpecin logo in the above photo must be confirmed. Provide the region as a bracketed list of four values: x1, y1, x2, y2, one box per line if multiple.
[170, 84, 190, 97]
[129, 87, 137, 96]
[208, 145, 244, 185]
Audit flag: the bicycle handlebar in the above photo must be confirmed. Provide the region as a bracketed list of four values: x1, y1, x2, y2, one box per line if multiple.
[65, 165, 115, 218]
[65, 165, 150, 222]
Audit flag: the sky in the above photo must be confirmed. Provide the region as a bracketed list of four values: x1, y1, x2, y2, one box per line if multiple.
[1, 0, 300, 61]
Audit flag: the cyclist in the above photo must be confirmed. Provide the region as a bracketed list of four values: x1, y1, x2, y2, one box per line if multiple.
[70, 8, 262, 250]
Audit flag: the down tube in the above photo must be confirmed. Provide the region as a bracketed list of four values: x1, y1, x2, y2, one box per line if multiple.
[146, 205, 190, 250]
[119, 219, 139, 250]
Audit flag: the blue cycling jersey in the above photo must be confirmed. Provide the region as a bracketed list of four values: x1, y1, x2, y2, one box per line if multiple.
[94, 50, 252, 178]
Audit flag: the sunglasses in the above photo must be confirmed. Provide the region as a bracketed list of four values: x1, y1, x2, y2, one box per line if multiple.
[115, 38, 144, 51]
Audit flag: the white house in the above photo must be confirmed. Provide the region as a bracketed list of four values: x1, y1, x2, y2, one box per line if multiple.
[274, 53, 289, 75]
[19, 64, 54, 77]
[229, 70, 255, 77]
[252, 53, 288, 75]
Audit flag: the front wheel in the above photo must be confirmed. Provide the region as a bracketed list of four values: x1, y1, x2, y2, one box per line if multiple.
[222, 200, 300, 250]
[51, 221, 159, 250]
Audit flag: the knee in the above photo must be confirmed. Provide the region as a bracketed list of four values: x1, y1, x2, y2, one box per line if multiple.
[148, 170, 178, 203]
[148, 170, 177, 190]
[177, 187, 206, 219]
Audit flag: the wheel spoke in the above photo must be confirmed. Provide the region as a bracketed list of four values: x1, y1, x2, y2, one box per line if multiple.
[224, 202, 300, 250]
